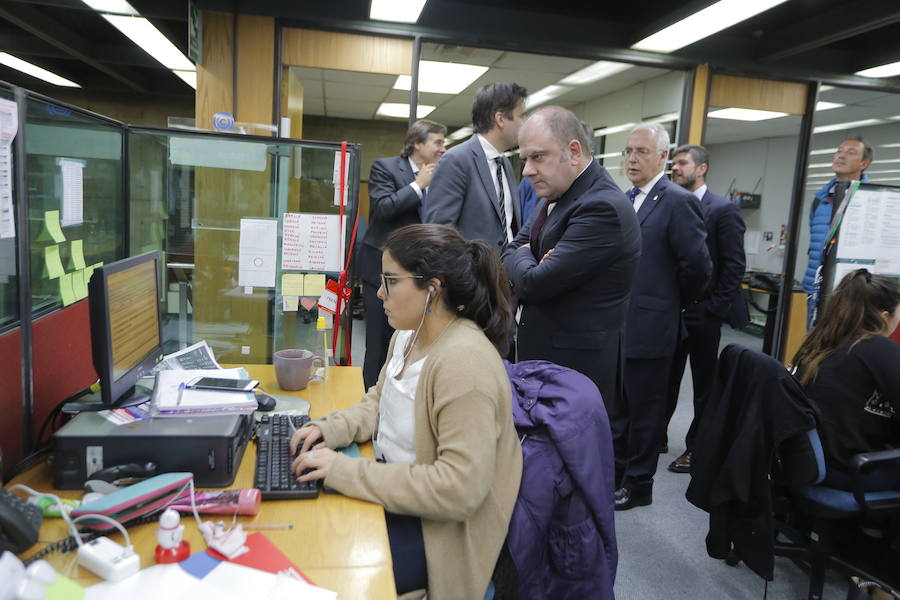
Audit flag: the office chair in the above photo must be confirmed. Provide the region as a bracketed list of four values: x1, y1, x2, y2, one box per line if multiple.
[773, 430, 900, 600]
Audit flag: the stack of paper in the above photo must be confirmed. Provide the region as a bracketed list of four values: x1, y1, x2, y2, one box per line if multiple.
[152, 369, 258, 417]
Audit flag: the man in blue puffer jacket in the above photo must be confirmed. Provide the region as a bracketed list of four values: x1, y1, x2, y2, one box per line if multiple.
[803, 136, 872, 328]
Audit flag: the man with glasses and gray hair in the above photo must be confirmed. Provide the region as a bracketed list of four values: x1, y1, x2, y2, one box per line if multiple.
[612, 123, 711, 510]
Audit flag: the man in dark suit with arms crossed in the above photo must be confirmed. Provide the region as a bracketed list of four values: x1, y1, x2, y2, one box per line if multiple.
[503, 106, 641, 415]
[664, 144, 749, 474]
[424, 82, 526, 251]
[613, 123, 711, 510]
[358, 119, 446, 388]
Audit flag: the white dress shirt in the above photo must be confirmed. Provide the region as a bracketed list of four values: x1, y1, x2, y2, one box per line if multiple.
[632, 170, 666, 213]
[374, 330, 423, 464]
[408, 157, 424, 198]
[693, 183, 707, 202]
[476, 134, 514, 242]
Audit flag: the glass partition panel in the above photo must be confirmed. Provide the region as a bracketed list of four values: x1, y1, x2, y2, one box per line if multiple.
[128, 128, 360, 363]
[25, 96, 124, 314]
[0, 85, 17, 331]
[796, 87, 900, 295]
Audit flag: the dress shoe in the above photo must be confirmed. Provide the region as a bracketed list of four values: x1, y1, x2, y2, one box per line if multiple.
[668, 451, 692, 474]
[614, 486, 652, 511]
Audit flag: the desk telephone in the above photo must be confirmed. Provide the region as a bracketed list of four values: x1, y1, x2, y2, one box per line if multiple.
[0, 487, 43, 553]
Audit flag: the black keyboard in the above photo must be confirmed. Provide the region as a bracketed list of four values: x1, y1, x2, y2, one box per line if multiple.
[253, 413, 320, 500]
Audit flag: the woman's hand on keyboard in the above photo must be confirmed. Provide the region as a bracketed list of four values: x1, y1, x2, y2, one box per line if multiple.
[292, 443, 337, 482]
[290, 424, 324, 457]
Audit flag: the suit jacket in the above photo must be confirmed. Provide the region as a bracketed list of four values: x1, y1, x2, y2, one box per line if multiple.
[358, 156, 420, 286]
[624, 175, 711, 359]
[688, 189, 749, 330]
[424, 134, 521, 251]
[503, 161, 641, 408]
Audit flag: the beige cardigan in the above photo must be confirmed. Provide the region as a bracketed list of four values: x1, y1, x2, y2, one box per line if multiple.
[316, 318, 523, 600]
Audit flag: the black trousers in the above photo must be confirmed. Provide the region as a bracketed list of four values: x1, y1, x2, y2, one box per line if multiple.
[362, 281, 393, 390]
[612, 355, 673, 489]
[385, 511, 428, 594]
[664, 314, 722, 453]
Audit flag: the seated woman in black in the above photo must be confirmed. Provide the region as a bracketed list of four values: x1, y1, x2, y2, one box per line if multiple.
[792, 269, 900, 491]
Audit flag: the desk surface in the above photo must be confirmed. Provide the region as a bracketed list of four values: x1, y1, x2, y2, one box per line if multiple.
[9, 365, 396, 598]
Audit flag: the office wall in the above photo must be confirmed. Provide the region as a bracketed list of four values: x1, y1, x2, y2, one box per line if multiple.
[570, 71, 685, 190]
[705, 135, 799, 275]
[303, 115, 407, 182]
[46, 90, 194, 128]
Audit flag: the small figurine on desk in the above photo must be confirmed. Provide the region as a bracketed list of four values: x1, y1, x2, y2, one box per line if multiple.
[154, 508, 190, 564]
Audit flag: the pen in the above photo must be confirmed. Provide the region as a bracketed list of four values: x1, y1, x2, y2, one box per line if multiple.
[176, 382, 185, 407]
[244, 523, 293, 530]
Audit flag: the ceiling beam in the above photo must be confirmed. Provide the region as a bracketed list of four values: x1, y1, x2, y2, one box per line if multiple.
[0, 2, 148, 91]
[760, 1, 900, 62]
[7, 0, 188, 22]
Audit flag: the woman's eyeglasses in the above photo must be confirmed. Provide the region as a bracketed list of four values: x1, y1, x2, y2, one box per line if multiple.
[380, 273, 424, 295]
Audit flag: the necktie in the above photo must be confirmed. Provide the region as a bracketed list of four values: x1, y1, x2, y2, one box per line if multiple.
[494, 158, 508, 237]
[627, 187, 639, 205]
[418, 185, 426, 222]
[529, 199, 550, 261]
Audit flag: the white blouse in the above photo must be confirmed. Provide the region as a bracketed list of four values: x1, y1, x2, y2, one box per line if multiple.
[374, 330, 423, 464]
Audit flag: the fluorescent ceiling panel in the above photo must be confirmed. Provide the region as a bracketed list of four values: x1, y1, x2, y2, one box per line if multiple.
[370, 0, 427, 23]
[646, 112, 679, 123]
[707, 108, 788, 121]
[815, 101, 844, 111]
[376, 102, 435, 119]
[855, 61, 900, 79]
[594, 123, 636, 137]
[525, 85, 572, 108]
[447, 126, 474, 141]
[103, 14, 194, 71]
[173, 70, 196, 89]
[813, 119, 883, 134]
[631, 0, 789, 53]
[558, 61, 631, 86]
[0, 52, 80, 87]
[394, 61, 488, 94]
[881, 142, 900, 148]
[81, 0, 137, 15]
[809, 148, 838, 155]
[819, 85, 835, 92]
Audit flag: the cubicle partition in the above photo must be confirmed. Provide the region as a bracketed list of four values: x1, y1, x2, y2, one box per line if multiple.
[0, 82, 360, 479]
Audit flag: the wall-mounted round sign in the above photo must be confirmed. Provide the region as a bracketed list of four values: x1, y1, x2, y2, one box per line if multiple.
[212, 111, 235, 131]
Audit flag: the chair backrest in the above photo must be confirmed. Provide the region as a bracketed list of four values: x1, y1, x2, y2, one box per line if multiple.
[775, 428, 826, 487]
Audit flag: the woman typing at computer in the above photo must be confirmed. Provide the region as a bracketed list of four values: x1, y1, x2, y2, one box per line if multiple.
[792, 268, 900, 491]
[289, 224, 522, 599]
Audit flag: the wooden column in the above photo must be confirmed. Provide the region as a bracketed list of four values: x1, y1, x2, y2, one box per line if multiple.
[687, 64, 709, 145]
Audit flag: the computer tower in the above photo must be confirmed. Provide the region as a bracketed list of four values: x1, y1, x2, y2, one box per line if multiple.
[51, 413, 252, 489]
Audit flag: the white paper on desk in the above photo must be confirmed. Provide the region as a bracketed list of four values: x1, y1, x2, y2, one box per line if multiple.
[152, 368, 253, 412]
[239, 217, 277, 288]
[58, 158, 85, 227]
[0, 98, 17, 239]
[153, 340, 222, 372]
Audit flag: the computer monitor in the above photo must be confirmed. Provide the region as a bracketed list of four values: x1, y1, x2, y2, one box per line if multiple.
[88, 251, 163, 408]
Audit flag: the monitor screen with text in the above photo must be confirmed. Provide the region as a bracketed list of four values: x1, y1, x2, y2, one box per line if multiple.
[107, 259, 160, 382]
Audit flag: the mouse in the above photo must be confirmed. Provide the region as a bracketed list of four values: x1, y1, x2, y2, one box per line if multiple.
[255, 391, 277, 412]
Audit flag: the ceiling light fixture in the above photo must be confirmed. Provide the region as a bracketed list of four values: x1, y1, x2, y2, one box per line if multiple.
[813, 119, 883, 134]
[447, 126, 474, 141]
[594, 122, 637, 137]
[559, 61, 632, 86]
[376, 102, 435, 119]
[0, 52, 80, 87]
[855, 61, 900, 79]
[81, 0, 137, 15]
[173, 70, 196, 89]
[102, 15, 194, 71]
[370, 0, 427, 23]
[809, 148, 837, 155]
[525, 85, 573, 109]
[394, 61, 488, 94]
[707, 108, 788, 121]
[631, 0, 789, 53]
[815, 101, 844, 111]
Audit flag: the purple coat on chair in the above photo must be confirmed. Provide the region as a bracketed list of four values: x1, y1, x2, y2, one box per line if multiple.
[504, 360, 617, 600]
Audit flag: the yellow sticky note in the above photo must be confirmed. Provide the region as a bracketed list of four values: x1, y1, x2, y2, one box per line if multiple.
[69, 240, 86, 270]
[44, 245, 65, 279]
[304, 274, 326, 297]
[283, 295, 299, 312]
[85, 263, 98, 286]
[59, 272, 76, 306]
[72, 268, 88, 300]
[45, 210, 66, 243]
[282, 273, 304, 296]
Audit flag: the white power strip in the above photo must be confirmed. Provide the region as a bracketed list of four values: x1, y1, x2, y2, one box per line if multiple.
[76, 537, 140, 582]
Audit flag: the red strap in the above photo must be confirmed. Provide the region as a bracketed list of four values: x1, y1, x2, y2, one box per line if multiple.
[331, 141, 360, 365]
